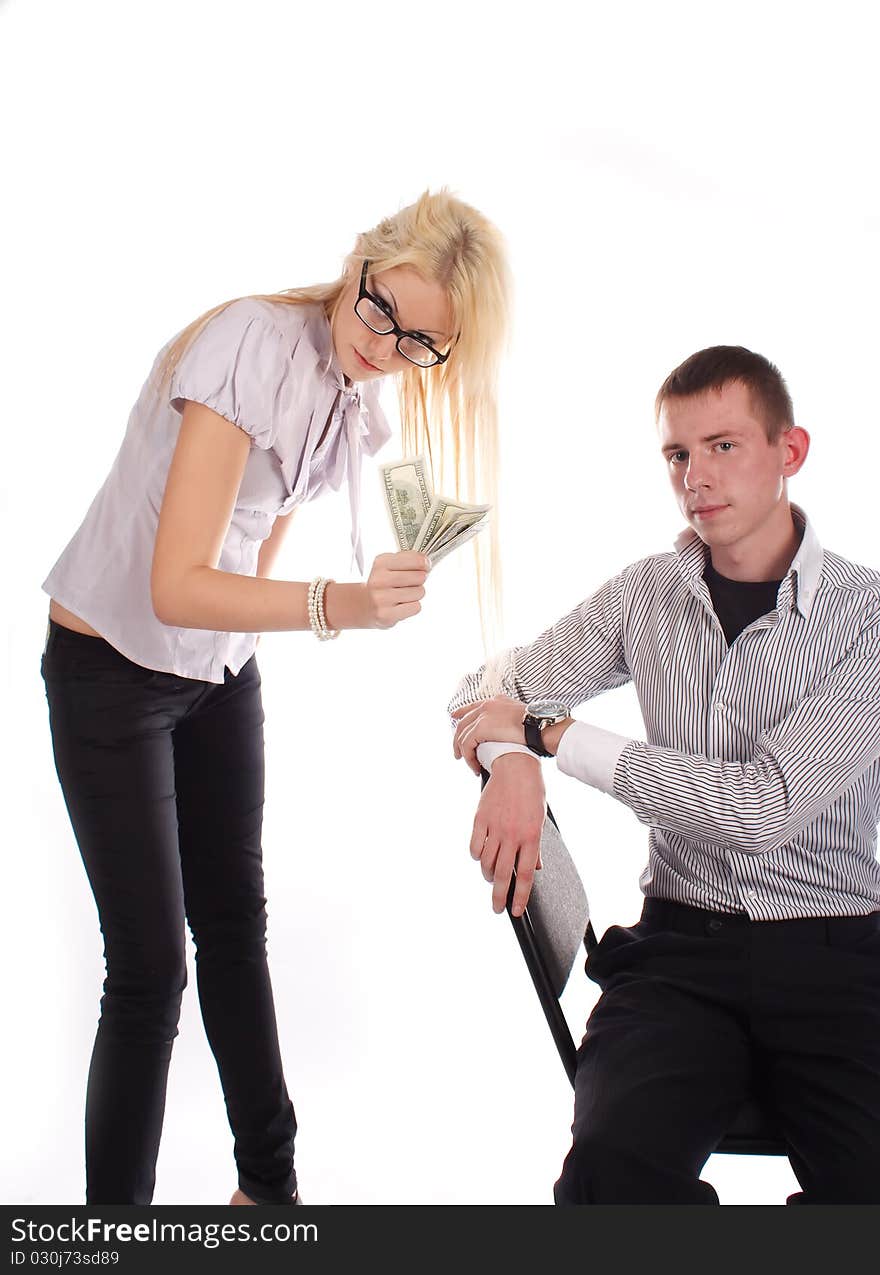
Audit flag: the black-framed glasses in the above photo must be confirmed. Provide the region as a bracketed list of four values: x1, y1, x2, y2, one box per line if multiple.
[354, 261, 451, 368]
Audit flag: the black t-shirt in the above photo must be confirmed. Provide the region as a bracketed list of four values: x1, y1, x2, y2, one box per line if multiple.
[703, 559, 783, 646]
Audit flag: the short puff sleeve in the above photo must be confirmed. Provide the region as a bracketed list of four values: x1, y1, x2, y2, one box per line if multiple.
[169, 300, 290, 450]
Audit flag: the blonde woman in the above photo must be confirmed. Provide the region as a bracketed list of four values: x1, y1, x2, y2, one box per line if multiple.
[40, 190, 510, 1206]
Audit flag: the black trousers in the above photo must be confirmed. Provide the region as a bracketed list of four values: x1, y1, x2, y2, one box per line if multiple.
[41, 620, 297, 1205]
[554, 897, 880, 1204]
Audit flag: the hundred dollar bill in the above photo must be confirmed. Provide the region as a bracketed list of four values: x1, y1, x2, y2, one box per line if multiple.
[425, 514, 490, 566]
[378, 455, 434, 551]
[413, 495, 492, 557]
[427, 507, 490, 557]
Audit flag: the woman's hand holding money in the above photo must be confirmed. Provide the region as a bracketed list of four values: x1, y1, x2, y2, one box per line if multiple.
[360, 551, 430, 629]
[319, 551, 429, 632]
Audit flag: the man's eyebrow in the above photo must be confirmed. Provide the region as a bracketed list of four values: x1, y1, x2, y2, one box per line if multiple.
[375, 281, 448, 341]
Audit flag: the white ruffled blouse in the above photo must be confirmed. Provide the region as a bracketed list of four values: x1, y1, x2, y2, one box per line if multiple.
[42, 299, 392, 682]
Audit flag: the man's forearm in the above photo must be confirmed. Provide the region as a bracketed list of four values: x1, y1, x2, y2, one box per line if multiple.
[474, 718, 577, 773]
[541, 717, 574, 756]
[477, 718, 631, 797]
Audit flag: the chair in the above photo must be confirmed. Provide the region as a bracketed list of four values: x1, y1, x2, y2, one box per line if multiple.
[479, 768, 787, 1157]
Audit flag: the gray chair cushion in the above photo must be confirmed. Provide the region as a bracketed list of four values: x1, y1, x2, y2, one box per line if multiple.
[526, 813, 590, 998]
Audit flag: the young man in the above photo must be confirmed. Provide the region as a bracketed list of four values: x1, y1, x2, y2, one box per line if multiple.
[448, 347, 880, 1204]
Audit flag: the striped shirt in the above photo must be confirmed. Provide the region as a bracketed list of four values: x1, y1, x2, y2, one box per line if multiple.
[447, 506, 880, 920]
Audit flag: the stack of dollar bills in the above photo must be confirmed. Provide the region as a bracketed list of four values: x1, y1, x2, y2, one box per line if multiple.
[379, 455, 491, 565]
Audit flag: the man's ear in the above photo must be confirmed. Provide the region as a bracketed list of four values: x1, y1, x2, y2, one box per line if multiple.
[781, 426, 810, 479]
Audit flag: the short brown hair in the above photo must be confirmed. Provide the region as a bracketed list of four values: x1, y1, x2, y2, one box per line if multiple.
[655, 346, 795, 441]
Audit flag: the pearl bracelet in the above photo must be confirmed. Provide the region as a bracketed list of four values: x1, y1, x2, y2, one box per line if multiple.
[307, 577, 340, 642]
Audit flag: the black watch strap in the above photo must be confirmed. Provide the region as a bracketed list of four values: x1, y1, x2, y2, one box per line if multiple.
[523, 714, 552, 758]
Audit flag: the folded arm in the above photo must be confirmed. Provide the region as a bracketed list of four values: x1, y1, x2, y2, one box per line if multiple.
[546, 604, 880, 856]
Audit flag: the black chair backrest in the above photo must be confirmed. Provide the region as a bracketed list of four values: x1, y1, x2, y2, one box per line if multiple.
[479, 769, 787, 1157]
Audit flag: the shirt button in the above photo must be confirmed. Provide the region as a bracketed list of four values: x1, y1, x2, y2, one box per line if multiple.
[746, 889, 758, 900]
[715, 701, 726, 713]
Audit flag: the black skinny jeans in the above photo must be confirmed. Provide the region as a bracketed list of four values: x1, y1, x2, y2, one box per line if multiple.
[41, 620, 297, 1205]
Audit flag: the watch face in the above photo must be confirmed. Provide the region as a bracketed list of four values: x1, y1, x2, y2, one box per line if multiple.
[526, 699, 569, 720]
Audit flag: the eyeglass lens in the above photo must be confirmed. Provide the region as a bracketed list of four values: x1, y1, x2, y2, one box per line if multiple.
[355, 297, 438, 367]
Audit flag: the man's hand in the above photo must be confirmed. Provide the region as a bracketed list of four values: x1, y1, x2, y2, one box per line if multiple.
[470, 753, 546, 917]
[451, 695, 528, 775]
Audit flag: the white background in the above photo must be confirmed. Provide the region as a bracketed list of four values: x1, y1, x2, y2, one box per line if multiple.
[2, 0, 879, 1206]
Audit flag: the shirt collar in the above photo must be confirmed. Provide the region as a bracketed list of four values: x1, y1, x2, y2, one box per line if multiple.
[306, 300, 341, 381]
[673, 502, 824, 620]
[786, 504, 823, 618]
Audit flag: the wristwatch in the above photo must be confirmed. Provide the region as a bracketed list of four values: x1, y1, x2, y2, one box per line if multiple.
[522, 699, 571, 758]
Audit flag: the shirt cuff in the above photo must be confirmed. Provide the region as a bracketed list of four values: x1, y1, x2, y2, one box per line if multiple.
[476, 741, 542, 773]
[555, 720, 632, 795]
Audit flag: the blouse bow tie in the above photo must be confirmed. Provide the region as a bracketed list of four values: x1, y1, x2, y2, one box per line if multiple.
[324, 383, 372, 575]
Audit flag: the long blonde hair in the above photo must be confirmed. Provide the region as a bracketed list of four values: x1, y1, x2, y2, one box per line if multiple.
[153, 188, 512, 647]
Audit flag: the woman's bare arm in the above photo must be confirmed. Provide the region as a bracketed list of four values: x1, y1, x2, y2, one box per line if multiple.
[151, 400, 428, 633]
